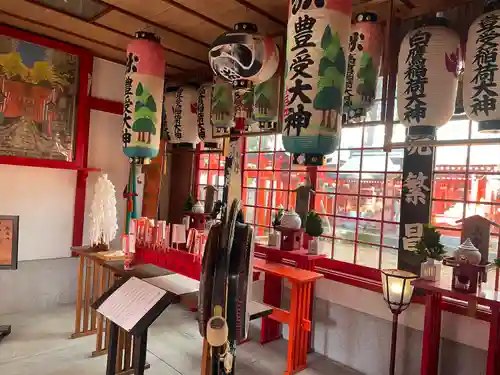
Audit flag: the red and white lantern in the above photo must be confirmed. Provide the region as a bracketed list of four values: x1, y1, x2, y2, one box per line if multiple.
[344, 12, 383, 121]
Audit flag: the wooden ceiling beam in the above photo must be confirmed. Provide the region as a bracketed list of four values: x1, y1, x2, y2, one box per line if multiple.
[0, 10, 189, 72]
[159, 0, 231, 32]
[231, 0, 286, 27]
[93, 21, 207, 66]
[398, 0, 475, 19]
[95, 0, 210, 48]
[15, 0, 207, 67]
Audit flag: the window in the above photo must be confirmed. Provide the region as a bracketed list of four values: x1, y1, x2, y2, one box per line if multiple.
[195, 145, 225, 205]
[316, 124, 404, 269]
[431, 119, 500, 289]
[193, 79, 500, 276]
[242, 135, 307, 239]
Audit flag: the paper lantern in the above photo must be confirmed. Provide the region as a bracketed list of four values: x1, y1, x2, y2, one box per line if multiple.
[397, 17, 460, 136]
[253, 72, 280, 131]
[166, 87, 200, 148]
[209, 22, 279, 90]
[211, 80, 234, 129]
[233, 88, 255, 131]
[197, 84, 223, 149]
[344, 12, 383, 118]
[122, 32, 165, 163]
[282, 0, 351, 166]
[464, 2, 500, 133]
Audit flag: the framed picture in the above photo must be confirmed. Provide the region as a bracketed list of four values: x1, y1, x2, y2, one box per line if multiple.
[0, 215, 19, 270]
[0, 25, 92, 170]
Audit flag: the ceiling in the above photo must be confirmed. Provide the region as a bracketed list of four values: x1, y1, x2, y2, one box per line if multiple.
[0, 0, 477, 85]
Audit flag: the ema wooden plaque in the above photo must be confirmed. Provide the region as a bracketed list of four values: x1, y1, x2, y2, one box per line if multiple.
[0, 216, 19, 270]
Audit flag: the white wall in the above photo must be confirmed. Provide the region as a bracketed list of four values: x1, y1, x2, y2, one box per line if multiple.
[0, 57, 130, 314]
[0, 165, 76, 261]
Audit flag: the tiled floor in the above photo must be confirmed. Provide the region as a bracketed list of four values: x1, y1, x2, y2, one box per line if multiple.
[0, 304, 361, 375]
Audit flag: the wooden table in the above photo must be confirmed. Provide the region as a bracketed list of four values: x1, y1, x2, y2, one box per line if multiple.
[253, 258, 324, 375]
[413, 277, 500, 375]
[255, 245, 324, 351]
[70, 247, 125, 341]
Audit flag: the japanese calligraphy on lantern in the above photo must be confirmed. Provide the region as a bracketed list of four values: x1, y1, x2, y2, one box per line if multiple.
[402, 223, 423, 251]
[174, 89, 183, 140]
[344, 13, 383, 119]
[122, 33, 165, 161]
[283, 0, 351, 139]
[403, 30, 431, 123]
[197, 87, 207, 141]
[469, 13, 500, 118]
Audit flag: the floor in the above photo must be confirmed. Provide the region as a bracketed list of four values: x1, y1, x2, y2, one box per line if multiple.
[0, 304, 361, 375]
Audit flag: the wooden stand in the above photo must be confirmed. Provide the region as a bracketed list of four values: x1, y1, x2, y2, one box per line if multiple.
[275, 226, 303, 251]
[184, 212, 211, 231]
[93, 277, 174, 375]
[253, 258, 323, 375]
[443, 257, 492, 294]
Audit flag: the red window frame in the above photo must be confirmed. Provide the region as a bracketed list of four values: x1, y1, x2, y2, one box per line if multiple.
[194, 144, 225, 204]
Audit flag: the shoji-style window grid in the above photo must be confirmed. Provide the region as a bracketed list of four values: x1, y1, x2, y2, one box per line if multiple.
[195, 145, 225, 205]
[242, 135, 308, 239]
[430, 119, 500, 289]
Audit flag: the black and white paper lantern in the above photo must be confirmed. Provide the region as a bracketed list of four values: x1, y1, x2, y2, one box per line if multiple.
[197, 84, 223, 149]
[397, 17, 461, 136]
[464, 0, 500, 133]
[165, 87, 200, 148]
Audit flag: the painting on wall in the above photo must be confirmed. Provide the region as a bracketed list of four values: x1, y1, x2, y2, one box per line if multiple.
[0, 215, 19, 270]
[0, 35, 79, 161]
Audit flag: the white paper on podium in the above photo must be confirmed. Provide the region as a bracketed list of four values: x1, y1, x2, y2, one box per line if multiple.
[97, 277, 166, 332]
[145, 274, 200, 296]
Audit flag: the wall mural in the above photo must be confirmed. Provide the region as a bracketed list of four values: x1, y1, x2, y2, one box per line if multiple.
[0, 36, 79, 161]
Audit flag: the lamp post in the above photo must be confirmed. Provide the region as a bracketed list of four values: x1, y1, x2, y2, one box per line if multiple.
[381, 269, 418, 375]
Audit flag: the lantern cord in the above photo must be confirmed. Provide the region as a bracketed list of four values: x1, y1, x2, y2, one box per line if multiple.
[124, 161, 139, 234]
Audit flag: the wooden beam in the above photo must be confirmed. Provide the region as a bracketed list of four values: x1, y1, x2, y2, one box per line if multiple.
[11, 0, 207, 67]
[0, 10, 188, 72]
[95, 0, 210, 48]
[159, 0, 231, 32]
[230, 0, 286, 27]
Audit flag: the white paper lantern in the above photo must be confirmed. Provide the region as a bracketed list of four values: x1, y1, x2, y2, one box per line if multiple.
[197, 84, 223, 149]
[397, 17, 461, 136]
[464, 5, 500, 133]
[282, 0, 352, 166]
[165, 87, 200, 148]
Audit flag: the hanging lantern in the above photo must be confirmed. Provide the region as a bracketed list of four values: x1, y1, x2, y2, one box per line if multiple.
[253, 72, 280, 131]
[211, 80, 234, 129]
[282, 0, 352, 166]
[197, 84, 223, 149]
[464, 1, 500, 132]
[122, 31, 165, 164]
[209, 22, 280, 91]
[344, 12, 383, 119]
[166, 87, 200, 148]
[397, 16, 461, 136]
[233, 88, 255, 132]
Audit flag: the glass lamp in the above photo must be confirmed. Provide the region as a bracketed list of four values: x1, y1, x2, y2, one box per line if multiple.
[381, 269, 418, 375]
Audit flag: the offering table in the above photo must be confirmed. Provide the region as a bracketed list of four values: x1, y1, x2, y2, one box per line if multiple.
[413, 276, 500, 375]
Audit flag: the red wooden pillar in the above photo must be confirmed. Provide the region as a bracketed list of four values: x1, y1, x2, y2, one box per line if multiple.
[420, 292, 442, 375]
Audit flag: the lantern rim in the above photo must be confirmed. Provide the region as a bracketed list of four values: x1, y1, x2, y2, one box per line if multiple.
[381, 268, 418, 281]
[485, 0, 500, 12]
[355, 12, 378, 23]
[234, 23, 258, 33]
[416, 15, 450, 28]
[134, 31, 160, 43]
